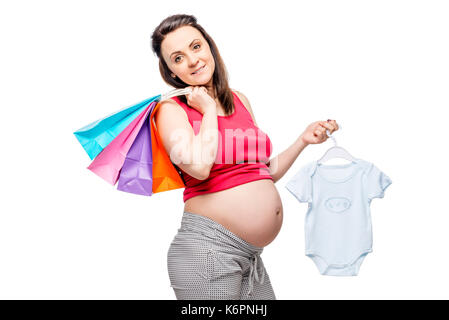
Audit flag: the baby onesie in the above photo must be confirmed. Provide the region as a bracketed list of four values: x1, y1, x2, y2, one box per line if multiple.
[285, 158, 392, 276]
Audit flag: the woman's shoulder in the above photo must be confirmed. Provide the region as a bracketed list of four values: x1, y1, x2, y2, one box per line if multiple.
[155, 97, 189, 125]
[158, 96, 188, 113]
[231, 89, 244, 102]
[231, 88, 257, 126]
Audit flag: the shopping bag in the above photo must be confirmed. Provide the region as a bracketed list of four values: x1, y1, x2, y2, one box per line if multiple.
[116, 103, 155, 196]
[87, 104, 153, 185]
[150, 102, 185, 193]
[75, 87, 191, 195]
[74, 95, 160, 160]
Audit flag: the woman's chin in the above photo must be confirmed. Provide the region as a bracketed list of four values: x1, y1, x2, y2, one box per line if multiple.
[188, 78, 212, 86]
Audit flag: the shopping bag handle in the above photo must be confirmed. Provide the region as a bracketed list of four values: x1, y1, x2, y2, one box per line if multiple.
[160, 87, 193, 101]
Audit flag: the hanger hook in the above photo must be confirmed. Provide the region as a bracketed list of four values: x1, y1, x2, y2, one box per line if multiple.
[326, 129, 337, 147]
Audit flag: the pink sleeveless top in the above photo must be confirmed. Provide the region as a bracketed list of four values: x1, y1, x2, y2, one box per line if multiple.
[171, 91, 274, 202]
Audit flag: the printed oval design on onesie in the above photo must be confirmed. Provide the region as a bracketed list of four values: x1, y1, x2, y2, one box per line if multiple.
[325, 197, 351, 213]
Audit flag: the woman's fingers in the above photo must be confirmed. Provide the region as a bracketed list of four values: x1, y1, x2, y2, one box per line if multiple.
[315, 128, 328, 142]
[316, 123, 327, 135]
[319, 121, 332, 132]
[302, 120, 340, 145]
[319, 120, 339, 134]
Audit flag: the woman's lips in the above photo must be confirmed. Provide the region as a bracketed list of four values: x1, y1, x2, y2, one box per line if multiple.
[192, 65, 205, 75]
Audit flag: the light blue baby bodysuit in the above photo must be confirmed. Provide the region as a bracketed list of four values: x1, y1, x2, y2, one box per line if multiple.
[285, 158, 392, 276]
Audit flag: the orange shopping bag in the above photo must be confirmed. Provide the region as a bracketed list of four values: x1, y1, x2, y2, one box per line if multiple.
[150, 102, 185, 193]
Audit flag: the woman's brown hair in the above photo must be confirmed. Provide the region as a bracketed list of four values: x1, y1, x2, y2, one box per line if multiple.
[151, 14, 235, 116]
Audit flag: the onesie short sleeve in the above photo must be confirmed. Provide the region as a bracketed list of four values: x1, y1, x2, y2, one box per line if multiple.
[364, 163, 392, 200]
[285, 164, 313, 203]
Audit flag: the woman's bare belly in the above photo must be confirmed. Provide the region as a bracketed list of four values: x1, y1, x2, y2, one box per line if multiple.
[184, 179, 283, 248]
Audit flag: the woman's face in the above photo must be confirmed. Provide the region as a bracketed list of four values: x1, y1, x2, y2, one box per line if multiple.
[161, 25, 215, 89]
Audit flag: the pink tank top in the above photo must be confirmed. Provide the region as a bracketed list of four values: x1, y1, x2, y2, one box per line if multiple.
[170, 91, 274, 202]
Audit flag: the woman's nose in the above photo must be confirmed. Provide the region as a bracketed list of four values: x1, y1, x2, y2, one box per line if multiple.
[186, 54, 199, 67]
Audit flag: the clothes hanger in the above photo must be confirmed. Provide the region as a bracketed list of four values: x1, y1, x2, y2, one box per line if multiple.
[317, 124, 357, 164]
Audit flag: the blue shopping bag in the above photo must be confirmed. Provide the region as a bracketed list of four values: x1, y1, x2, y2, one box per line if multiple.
[73, 95, 161, 160]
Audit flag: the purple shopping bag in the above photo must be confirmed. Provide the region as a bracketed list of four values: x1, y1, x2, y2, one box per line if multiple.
[116, 102, 155, 196]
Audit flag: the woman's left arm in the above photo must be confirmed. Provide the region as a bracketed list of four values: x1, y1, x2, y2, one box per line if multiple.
[268, 120, 339, 183]
[267, 136, 308, 183]
[233, 90, 339, 183]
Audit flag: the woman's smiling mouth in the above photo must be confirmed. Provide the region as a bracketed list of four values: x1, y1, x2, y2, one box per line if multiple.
[192, 65, 205, 75]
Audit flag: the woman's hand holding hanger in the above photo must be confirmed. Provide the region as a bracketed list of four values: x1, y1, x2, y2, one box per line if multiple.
[299, 119, 339, 146]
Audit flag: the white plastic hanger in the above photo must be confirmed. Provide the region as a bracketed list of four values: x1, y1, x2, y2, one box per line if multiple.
[160, 87, 193, 101]
[317, 124, 357, 164]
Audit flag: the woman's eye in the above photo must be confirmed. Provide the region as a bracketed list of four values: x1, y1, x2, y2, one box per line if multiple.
[174, 44, 201, 63]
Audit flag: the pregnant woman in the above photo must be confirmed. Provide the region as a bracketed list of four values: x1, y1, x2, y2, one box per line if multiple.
[151, 14, 339, 300]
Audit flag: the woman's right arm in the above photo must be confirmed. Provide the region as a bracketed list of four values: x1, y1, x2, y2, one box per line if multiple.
[154, 100, 218, 180]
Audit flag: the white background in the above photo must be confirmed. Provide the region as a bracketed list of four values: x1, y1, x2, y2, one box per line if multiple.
[0, 0, 448, 300]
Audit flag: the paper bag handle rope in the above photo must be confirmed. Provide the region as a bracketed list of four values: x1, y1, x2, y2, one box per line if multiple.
[160, 87, 193, 101]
